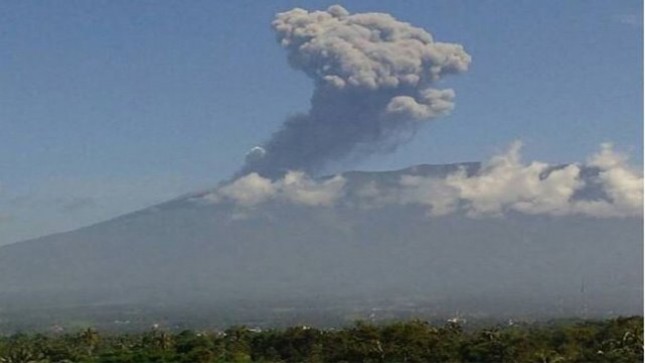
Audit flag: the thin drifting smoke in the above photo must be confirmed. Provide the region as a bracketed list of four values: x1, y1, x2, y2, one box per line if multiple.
[239, 5, 471, 178]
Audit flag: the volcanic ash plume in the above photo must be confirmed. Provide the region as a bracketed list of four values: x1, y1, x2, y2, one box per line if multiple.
[239, 5, 471, 178]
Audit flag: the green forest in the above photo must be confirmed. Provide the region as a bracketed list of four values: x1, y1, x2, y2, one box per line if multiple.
[0, 317, 641, 363]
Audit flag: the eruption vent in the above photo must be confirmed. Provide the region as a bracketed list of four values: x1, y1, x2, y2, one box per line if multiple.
[239, 5, 471, 178]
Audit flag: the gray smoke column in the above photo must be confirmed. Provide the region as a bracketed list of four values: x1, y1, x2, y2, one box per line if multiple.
[239, 5, 471, 178]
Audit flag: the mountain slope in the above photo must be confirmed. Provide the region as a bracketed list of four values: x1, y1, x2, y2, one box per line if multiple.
[0, 163, 641, 325]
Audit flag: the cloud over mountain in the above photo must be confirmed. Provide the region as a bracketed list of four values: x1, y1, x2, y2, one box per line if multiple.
[208, 171, 346, 208]
[395, 142, 642, 217]
[213, 142, 643, 218]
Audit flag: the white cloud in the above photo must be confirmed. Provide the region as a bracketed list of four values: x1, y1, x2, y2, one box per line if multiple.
[444, 141, 583, 216]
[570, 143, 643, 217]
[280, 171, 346, 207]
[207, 171, 346, 208]
[217, 173, 277, 207]
[394, 142, 642, 218]
[209, 142, 642, 219]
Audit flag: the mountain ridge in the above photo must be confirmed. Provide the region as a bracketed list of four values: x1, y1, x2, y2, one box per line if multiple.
[0, 162, 641, 328]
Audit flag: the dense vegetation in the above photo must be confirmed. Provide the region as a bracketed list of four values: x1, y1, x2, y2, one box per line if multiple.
[0, 317, 641, 363]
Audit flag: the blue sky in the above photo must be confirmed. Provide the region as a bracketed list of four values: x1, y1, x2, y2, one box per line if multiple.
[1, 0, 642, 244]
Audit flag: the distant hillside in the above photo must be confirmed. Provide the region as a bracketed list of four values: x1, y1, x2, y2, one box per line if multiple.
[0, 163, 641, 327]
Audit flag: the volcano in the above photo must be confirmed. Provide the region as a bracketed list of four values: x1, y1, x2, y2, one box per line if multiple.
[0, 163, 641, 329]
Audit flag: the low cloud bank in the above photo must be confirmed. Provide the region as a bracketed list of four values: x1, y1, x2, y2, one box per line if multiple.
[207, 142, 642, 218]
[394, 142, 642, 218]
[206, 171, 346, 208]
